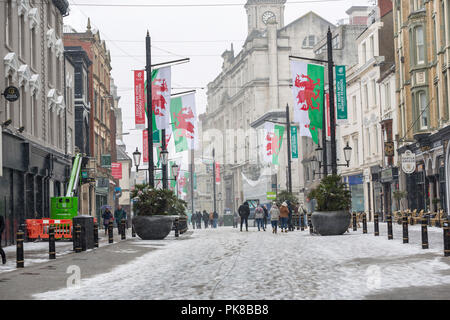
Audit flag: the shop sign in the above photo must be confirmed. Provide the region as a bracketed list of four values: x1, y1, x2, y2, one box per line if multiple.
[2, 86, 20, 102]
[384, 141, 394, 157]
[401, 150, 416, 174]
[101, 154, 111, 168]
[380, 168, 393, 183]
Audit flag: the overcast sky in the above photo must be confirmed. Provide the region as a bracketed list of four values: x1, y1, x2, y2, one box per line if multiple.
[64, 0, 373, 167]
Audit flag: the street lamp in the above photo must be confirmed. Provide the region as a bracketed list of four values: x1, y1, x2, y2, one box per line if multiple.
[160, 149, 169, 166]
[314, 143, 353, 175]
[133, 148, 141, 172]
[171, 163, 179, 198]
[343, 142, 352, 166]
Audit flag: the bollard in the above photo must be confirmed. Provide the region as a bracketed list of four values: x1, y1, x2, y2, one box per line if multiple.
[49, 226, 56, 260]
[74, 224, 82, 253]
[108, 221, 114, 244]
[175, 218, 179, 238]
[132, 224, 136, 238]
[443, 219, 450, 257]
[308, 213, 313, 234]
[300, 214, 305, 232]
[374, 213, 379, 236]
[422, 216, 429, 249]
[16, 229, 24, 268]
[363, 213, 367, 234]
[402, 214, 409, 244]
[352, 212, 357, 231]
[121, 219, 126, 240]
[387, 214, 393, 240]
[94, 223, 99, 248]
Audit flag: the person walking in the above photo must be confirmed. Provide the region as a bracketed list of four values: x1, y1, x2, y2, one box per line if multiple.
[191, 212, 196, 229]
[254, 205, 265, 231]
[213, 211, 219, 228]
[102, 208, 113, 235]
[238, 201, 250, 232]
[202, 210, 208, 229]
[233, 211, 239, 228]
[286, 200, 294, 231]
[263, 205, 269, 230]
[280, 202, 290, 233]
[0, 215, 6, 264]
[209, 212, 214, 228]
[114, 205, 127, 235]
[270, 202, 280, 234]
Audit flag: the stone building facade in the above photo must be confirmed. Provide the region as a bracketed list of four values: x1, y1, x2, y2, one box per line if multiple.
[200, 0, 334, 213]
[0, 0, 72, 245]
[394, 0, 450, 214]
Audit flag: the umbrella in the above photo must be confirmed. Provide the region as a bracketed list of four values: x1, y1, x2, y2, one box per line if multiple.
[100, 205, 112, 211]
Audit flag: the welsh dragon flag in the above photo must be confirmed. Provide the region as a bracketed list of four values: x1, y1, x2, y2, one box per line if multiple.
[263, 122, 285, 165]
[151, 66, 171, 130]
[290, 61, 324, 144]
[170, 93, 197, 153]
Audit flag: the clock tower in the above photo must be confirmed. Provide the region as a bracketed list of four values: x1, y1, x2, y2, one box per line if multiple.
[245, 0, 286, 34]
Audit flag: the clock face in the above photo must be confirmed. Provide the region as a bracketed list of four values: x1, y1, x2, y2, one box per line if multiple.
[262, 11, 275, 25]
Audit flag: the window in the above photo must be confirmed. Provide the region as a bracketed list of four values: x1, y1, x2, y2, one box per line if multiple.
[433, 18, 437, 59]
[442, 1, 446, 48]
[67, 128, 73, 154]
[32, 95, 38, 136]
[353, 137, 359, 165]
[352, 96, 357, 123]
[48, 48, 53, 85]
[436, 85, 440, 122]
[302, 35, 316, 48]
[410, 0, 424, 11]
[332, 35, 339, 49]
[31, 29, 37, 68]
[415, 26, 425, 64]
[374, 126, 378, 155]
[369, 35, 374, 58]
[362, 43, 367, 64]
[364, 84, 369, 109]
[366, 128, 371, 158]
[444, 72, 449, 120]
[418, 91, 428, 129]
[20, 86, 26, 129]
[47, 3, 52, 27]
[56, 59, 61, 91]
[5, 0, 12, 47]
[19, 14, 26, 59]
[371, 79, 377, 107]
[385, 82, 391, 109]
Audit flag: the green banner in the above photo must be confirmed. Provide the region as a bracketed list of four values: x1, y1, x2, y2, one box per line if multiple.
[291, 126, 298, 159]
[267, 192, 276, 200]
[273, 124, 285, 165]
[335, 65, 348, 122]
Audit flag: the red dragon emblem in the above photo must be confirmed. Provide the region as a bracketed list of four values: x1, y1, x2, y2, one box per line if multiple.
[266, 133, 281, 156]
[152, 78, 169, 116]
[295, 74, 321, 111]
[178, 176, 187, 189]
[173, 107, 195, 139]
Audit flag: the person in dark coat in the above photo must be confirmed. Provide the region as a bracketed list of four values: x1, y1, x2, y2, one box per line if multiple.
[191, 212, 196, 229]
[114, 205, 127, 234]
[287, 201, 294, 231]
[196, 211, 202, 229]
[238, 201, 250, 232]
[213, 211, 219, 228]
[102, 208, 113, 235]
[0, 215, 5, 264]
[202, 210, 209, 229]
[263, 205, 269, 229]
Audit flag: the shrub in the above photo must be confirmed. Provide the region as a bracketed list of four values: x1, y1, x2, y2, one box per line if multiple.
[131, 184, 187, 216]
[307, 175, 351, 211]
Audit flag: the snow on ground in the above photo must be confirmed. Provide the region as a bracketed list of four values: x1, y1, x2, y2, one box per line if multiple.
[33, 222, 450, 300]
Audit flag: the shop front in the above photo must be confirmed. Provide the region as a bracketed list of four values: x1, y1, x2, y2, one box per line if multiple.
[380, 166, 399, 218]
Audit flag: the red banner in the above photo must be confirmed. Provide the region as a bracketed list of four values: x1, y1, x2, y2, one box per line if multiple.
[215, 163, 220, 183]
[111, 163, 122, 180]
[326, 93, 330, 138]
[134, 70, 145, 128]
[143, 130, 148, 164]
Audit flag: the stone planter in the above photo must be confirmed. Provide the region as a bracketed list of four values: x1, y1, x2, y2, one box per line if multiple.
[132, 215, 174, 240]
[311, 210, 351, 236]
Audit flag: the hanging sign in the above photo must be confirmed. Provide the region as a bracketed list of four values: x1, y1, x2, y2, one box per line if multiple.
[2, 86, 20, 102]
[326, 93, 331, 138]
[111, 162, 122, 180]
[134, 70, 146, 129]
[100, 154, 111, 168]
[335, 66, 348, 123]
[291, 126, 299, 159]
[215, 163, 221, 184]
[401, 150, 416, 174]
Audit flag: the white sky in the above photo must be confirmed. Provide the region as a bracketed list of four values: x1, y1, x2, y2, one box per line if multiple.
[63, 0, 374, 167]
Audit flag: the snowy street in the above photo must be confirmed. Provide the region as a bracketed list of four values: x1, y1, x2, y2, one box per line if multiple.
[2, 223, 450, 300]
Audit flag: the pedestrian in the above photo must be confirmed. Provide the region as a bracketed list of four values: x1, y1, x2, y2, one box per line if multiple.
[202, 210, 208, 229]
[270, 202, 280, 234]
[293, 202, 300, 230]
[213, 211, 219, 228]
[0, 215, 6, 264]
[190, 212, 196, 229]
[238, 201, 250, 232]
[286, 200, 294, 231]
[263, 205, 269, 229]
[197, 211, 206, 229]
[114, 205, 127, 235]
[280, 202, 290, 233]
[254, 205, 265, 231]
[102, 208, 113, 235]
[209, 212, 214, 228]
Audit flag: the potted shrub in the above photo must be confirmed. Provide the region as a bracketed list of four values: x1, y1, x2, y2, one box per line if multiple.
[131, 185, 187, 240]
[308, 175, 352, 236]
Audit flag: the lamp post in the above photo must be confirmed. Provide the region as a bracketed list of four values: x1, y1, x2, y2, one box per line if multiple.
[133, 148, 141, 173]
[171, 163, 179, 198]
[145, 31, 155, 188]
[314, 143, 352, 177]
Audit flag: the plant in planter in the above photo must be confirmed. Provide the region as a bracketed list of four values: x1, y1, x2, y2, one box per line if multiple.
[308, 175, 352, 236]
[131, 185, 187, 240]
[276, 190, 299, 207]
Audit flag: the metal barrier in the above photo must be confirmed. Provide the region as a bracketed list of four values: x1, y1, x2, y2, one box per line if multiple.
[25, 218, 98, 241]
